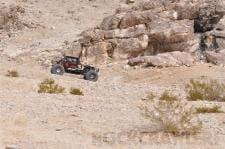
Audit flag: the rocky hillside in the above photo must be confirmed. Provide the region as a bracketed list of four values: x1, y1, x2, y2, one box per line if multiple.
[66, 0, 225, 67]
[2, 1, 225, 149]
[3, 0, 225, 67]
[0, 0, 124, 64]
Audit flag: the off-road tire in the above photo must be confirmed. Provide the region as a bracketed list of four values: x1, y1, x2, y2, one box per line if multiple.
[51, 64, 65, 75]
[84, 70, 98, 82]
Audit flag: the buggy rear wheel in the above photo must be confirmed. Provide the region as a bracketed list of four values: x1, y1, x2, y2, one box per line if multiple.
[51, 64, 65, 75]
[84, 70, 98, 82]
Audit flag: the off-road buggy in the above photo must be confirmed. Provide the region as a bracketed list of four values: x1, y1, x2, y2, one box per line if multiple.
[51, 56, 99, 82]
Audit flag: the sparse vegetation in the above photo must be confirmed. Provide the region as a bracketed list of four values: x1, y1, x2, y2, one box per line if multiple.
[196, 106, 223, 114]
[141, 92, 156, 101]
[185, 79, 225, 101]
[5, 70, 19, 77]
[70, 87, 84, 96]
[141, 91, 202, 136]
[38, 78, 65, 94]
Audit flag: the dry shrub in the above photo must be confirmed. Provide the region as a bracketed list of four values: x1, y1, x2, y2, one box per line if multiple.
[196, 106, 223, 114]
[141, 91, 202, 136]
[70, 87, 84, 96]
[5, 70, 19, 77]
[141, 91, 156, 101]
[185, 79, 225, 101]
[38, 78, 65, 94]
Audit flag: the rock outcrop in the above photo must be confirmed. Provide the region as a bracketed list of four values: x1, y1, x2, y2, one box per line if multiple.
[128, 51, 196, 67]
[65, 0, 225, 67]
[205, 50, 225, 65]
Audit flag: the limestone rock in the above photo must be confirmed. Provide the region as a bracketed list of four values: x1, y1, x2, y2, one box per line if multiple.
[104, 24, 146, 39]
[212, 16, 225, 49]
[119, 10, 155, 29]
[83, 41, 113, 63]
[100, 13, 126, 30]
[126, 0, 135, 4]
[128, 51, 196, 67]
[80, 29, 105, 45]
[64, 0, 225, 67]
[111, 34, 149, 59]
[205, 50, 225, 65]
[146, 20, 197, 55]
[63, 42, 83, 58]
[5, 144, 20, 149]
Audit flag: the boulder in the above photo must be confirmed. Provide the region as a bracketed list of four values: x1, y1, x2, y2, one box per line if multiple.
[128, 51, 196, 67]
[216, 38, 225, 49]
[205, 50, 225, 65]
[83, 42, 114, 63]
[104, 24, 146, 39]
[137, 0, 165, 11]
[100, 13, 126, 30]
[118, 10, 153, 29]
[63, 0, 225, 67]
[5, 144, 20, 149]
[63, 42, 83, 58]
[126, 0, 135, 4]
[80, 29, 105, 46]
[136, 0, 221, 20]
[212, 16, 225, 49]
[146, 20, 198, 55]
[173, 0, 201, 20]
[111, 34, 149, 58]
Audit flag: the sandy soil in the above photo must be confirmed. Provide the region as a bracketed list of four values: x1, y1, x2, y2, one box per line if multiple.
[1, 0, 225, 149]
[1, 57, 225, 149]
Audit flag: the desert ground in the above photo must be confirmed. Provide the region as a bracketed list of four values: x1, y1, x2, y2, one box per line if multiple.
[1, 0, 225, 149]
[2, 55, 225, 149]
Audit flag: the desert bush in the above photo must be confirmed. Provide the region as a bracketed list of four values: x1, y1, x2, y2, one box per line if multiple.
[185, 79, 225, 101]
[196, 106, 223, 113]
[141, 92, 156, 101]
[141, 91, 202, 136]
[38, 78, 65, 94]
[70, 87, 84, 96]
[5, 70, 19, 77]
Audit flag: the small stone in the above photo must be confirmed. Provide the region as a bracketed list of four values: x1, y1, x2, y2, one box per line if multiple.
[5, 144, 20, 149]
[126, 0, 135, 4]
[51, 26, 56, 30]
[107, 63, 113, 68]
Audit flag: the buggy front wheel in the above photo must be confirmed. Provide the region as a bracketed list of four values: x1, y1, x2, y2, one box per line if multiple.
[51, 64, 65, 75]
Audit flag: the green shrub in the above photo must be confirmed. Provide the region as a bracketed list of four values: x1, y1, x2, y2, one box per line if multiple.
[38, 78, 65, 94]
[185, 79, 225, 101]
[70, 87, 84, 96]
[196, 106, 223, 113]
[141, 91, 202, 136]
[5, 70, 19, 77]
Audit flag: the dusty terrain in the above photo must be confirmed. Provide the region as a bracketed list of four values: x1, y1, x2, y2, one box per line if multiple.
[1, 0, 225, 149]
[0, 0, 123, 58]
[1, 56, 225, 149]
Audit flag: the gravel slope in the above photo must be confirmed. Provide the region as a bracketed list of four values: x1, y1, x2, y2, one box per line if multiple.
[1, 57, 225, 148]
